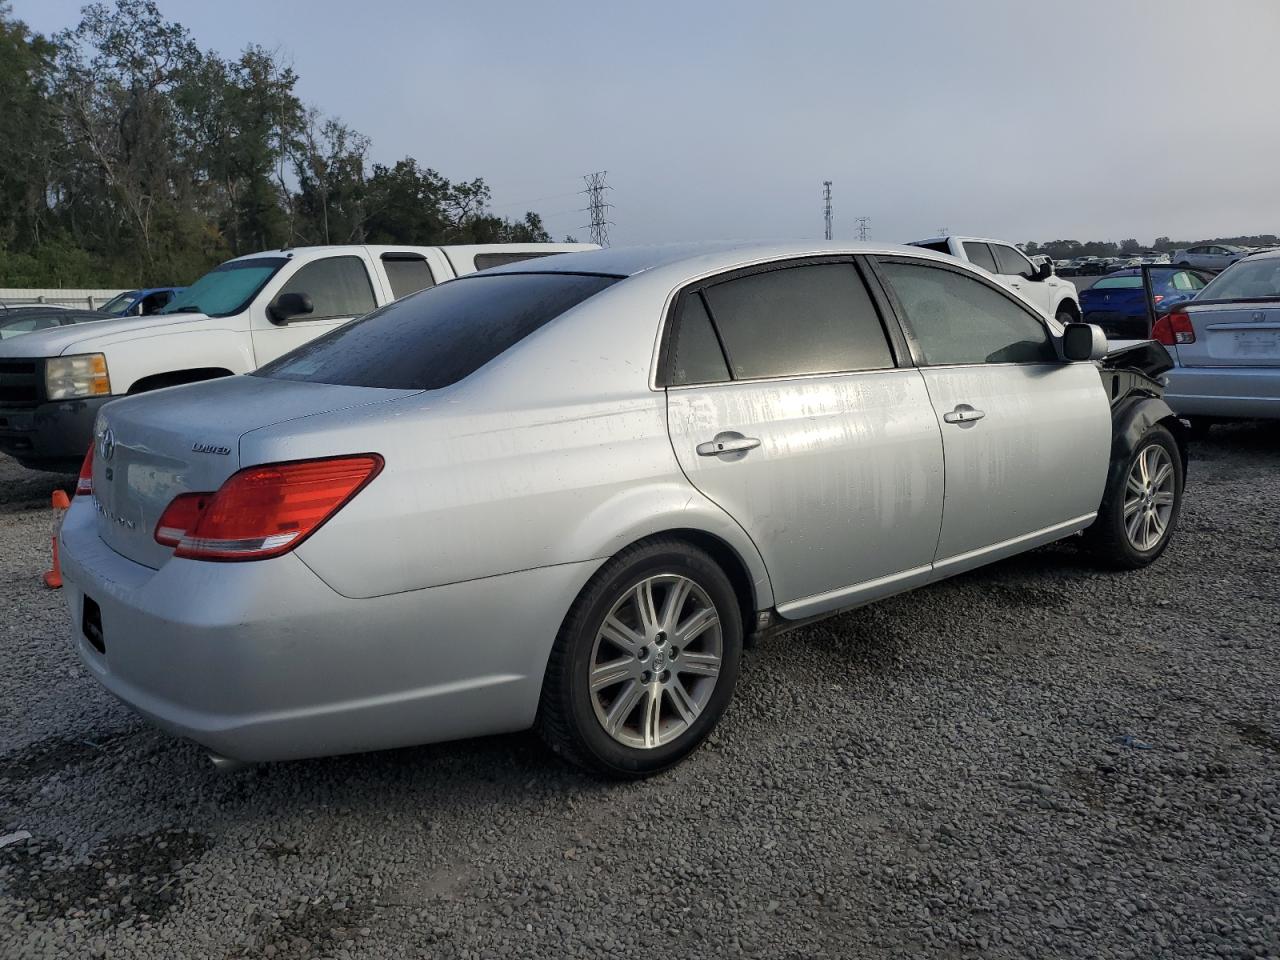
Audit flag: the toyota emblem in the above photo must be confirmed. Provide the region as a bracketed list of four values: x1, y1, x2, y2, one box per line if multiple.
[98, 428, 115, 461]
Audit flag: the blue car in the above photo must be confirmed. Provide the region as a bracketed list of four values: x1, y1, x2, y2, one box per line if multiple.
[1080, 267, 1209, 339]
[99, 286, 186, 317]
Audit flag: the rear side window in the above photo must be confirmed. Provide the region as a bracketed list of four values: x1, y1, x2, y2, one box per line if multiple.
[962, 242, 998, 273]
[1093, 276, 1142, 289]
[669, 294, 730, 386]
[878, 261, 1056, 365]
[1171, 271, 1205, 291]
[382, 254, 436, 299]
[700, 263, 893, 380]
[992, 244, 1035, 279]
[278, 256, 377, 320]
[258, 273, 618, 390]
[473, 251, 559, 271]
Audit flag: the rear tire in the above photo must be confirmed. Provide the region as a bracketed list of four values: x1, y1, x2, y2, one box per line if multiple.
[1084, 424, 1183, 569]
[536, 537, 743, 778]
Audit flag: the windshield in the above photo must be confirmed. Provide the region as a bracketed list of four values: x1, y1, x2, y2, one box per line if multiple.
[258, 272, 618, 390]
[1197, 258, 1280, 301]
[161, 258, 287, 317]
[100, 291, 138, 314]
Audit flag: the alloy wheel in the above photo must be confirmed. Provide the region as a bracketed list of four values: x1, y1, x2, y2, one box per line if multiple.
[589, 573, 723, 749]
[1123, 443, 1176, 551]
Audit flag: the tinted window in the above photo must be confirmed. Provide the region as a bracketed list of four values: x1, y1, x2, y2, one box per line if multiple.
[911, 241, 951, 255]
[879, 261, 1056, 365]
[259, 273, 617, 390]
[669, 294, 729, 386]
[278, 256, 376, 320]
[992, 244, 1035, 279]
[1171, 271, 1205, 291]
[382, 255, 436, 299]
[473, 251, 559, 271]
[701, 263, 893, 379]
[962, 242, 998, 273]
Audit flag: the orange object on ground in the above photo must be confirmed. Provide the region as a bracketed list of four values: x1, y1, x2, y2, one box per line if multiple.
[42, 490, 71, 589]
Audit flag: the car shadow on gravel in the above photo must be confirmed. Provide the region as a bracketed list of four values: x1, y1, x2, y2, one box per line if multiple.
[0, 454, 74, 514]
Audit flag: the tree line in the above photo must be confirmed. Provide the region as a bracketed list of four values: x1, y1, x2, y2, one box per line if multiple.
[1024, 235, 1278, 260]
[0, 0, 554, 288]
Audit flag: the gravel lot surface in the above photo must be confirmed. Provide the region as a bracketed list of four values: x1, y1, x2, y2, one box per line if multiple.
[1, 424, 1278, 960]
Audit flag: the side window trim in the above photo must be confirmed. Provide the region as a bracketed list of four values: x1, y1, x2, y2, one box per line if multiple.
[864, 254, 1061, 369]
[655, 255, 909, 388]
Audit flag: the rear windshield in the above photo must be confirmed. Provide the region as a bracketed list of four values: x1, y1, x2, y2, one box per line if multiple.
[1092, 276, 1143, 289]
[257, 272, 618, 390]
[1197, 258, 1280, 301]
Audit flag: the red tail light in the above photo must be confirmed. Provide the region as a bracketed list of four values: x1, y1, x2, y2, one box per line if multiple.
[76, 443, 94, 497]
[1151, 311, 1196, 346]
[162, 455, 383, 561]
[153, 492, 214, 546]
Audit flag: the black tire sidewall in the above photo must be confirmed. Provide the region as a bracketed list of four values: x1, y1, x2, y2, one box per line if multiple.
[562, 545, 742, 776]
[1106, 426, 1184, 565]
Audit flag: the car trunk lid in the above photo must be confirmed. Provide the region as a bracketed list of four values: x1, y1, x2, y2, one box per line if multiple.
[91, 376, 418, 569]
[1173, 301, 1280, 367]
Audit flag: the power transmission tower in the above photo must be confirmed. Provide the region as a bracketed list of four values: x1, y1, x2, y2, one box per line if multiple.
[823, 181, 833, 241]
[581, 171, 614, 247]
[856, 217, 871, 242]
[938, 226, 950, 236]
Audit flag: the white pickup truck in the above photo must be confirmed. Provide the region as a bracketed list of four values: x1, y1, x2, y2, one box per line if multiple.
[908, 235, 1081, 325]
[0, 242, 593, 470]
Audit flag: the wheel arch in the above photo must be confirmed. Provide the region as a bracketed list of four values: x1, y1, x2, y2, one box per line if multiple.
[1053, 295, 1081, 322]
[1106, 395, 1188, 496]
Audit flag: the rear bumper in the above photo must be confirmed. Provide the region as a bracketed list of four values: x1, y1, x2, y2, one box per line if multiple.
[58, 500, 600, 762]
[1164, 364, 1280, 419]
[0, 396, 111, 471]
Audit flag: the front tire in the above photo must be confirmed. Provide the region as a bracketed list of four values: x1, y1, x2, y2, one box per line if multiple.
[1055, 305, 1079, 326]
[536, 538, 743, 777]
[1084, 424, 1183, 569]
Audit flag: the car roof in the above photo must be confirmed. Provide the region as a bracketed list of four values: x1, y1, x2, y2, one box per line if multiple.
[477, 241, 956, 281]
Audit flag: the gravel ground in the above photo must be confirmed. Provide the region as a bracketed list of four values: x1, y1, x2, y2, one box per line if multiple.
[1, 424, 1278, 960]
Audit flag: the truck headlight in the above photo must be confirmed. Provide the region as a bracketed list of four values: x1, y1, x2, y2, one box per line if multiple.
[45, 354, 111, 400]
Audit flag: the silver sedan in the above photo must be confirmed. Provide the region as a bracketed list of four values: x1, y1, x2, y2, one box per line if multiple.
[60, 243, 1188, 776]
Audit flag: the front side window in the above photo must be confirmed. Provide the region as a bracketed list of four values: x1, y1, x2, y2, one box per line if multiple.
[258, 272, 617, 390]
[878, 261, 1057, 366]
[382, 255, 436, 300]
[699, 262, 894, 380]
[992, 244, 1035, 279]
[162, 258, 287, 318]
[277, 256, 376, 320]
[962, 242, 998, 273]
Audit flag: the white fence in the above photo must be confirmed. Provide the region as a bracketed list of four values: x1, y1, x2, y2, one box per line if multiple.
[0, 288, 128, 311]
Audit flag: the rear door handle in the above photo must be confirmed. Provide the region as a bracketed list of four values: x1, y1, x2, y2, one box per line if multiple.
[942, 404, 986, 425]
[696, 432, 761, 458]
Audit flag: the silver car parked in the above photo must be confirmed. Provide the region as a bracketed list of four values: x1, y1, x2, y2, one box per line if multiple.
[60, 243, 1189, 776]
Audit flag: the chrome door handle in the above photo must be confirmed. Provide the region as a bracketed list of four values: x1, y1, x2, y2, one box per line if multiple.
[696, 432, 761, 458]
[942, 404, 986, 425]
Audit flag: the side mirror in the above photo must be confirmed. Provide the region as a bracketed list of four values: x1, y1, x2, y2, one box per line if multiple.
[1062, 322, 1108, 362]
[268, 291, 314, 325]
[1032, 260, 1053, 281]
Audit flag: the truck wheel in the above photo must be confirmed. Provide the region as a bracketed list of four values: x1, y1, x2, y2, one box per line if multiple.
[536, 538, 743, 778]
[1084, 425, 1183, 570]
[1055, 306, 1079, 326]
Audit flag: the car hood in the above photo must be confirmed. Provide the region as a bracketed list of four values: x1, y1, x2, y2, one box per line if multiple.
[0, 312, 211, 358]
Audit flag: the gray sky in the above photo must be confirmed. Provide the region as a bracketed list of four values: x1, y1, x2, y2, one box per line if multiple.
[18, 0, 1280, 246]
